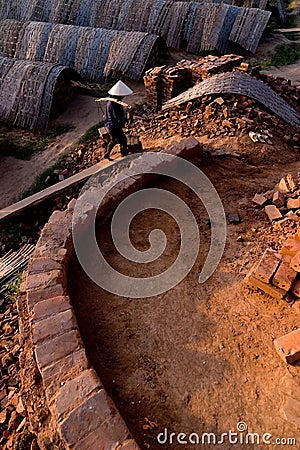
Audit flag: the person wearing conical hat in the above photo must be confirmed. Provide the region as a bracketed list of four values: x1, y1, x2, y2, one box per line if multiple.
[104, 80, 133, 160]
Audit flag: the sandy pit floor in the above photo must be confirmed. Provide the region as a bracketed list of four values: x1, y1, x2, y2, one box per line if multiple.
[68, 149, 300, 450]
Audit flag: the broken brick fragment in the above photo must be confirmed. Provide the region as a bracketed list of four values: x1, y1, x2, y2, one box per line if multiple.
[291, 277, 300, 298]
[272, 262, 297, 291]
[252, 193, 268, 207]
[274, 328, 300, 364]
[253, 248, 282, 284]
[287, 198, 300, 210]
[290, 251, 300, 272]
[264, 205, 283, 222]
[280, 239, 300, 257]
[272, 191, 285, 207]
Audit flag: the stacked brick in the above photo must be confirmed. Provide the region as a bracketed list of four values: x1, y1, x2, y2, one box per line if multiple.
[244, 233, 300, 363]
[247, 172, 300, 365]
[18, 203, 140, 450]
[244, 245, 299, 302]
[252, 172, 300, 224]
[143, 54, 243, 110]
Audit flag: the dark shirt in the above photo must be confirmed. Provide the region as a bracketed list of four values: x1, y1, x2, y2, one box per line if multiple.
[105, 101, 126, 132]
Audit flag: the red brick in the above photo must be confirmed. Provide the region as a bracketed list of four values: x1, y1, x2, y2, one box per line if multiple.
[272, 262, 297, 291]
[119, 440, 140, 450]
[274, 328, 300, 363]
[290, 251, 300, 272]
[48, 209, 73, 226]
[280, 238, 300, 257]
[272, 191, 285, 207]
[32, 296, 72, 323]
[286, 173, 296, 192]
[34, 245, 67, 262]
[245, 273, 286, 300]
[279, 373, 300, 399]
[165, 137, 202, 161]
[253, 248, 282, 284]
[27, 270, 65, 292]
[52, 369, 101, 420]
[43, 350, 89, 402]
[264, 205, 283, 222]
[287, 198, 300, 210]
[38, 223, 71, 248]
[19, 273, 28, 295]
[252, 193, 267, 207]
[32, 309, 77, 344]
[108, 177, 139, 206]
[59, 391, 128, 447]
[291, 278, 300, 298]
[294, 230, 300, 242]
[35, 330, 81, 369]
[277, 178, 290, 194]
[28, 284, 66, 307]
[27, 257, 61, 274]
[67, 198, 76, 211]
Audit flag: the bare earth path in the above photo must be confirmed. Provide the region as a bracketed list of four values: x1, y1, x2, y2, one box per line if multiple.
[0, 81, 147, 209]
[0, 95, 100, 209]
[260, 0, 300, 85]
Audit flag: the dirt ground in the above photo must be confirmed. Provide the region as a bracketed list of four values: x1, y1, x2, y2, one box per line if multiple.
[0, 82, 146, 209]
[0, 95, 99, 208]
[68, 142, 300, 450]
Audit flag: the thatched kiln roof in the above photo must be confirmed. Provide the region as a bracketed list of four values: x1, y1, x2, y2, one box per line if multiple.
[0, 1, 271, 54]
[0, 20, 166, 82]
[0, 57, 74, 130]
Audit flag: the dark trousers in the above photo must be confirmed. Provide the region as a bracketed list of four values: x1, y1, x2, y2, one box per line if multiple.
[105, 127, 128, 158]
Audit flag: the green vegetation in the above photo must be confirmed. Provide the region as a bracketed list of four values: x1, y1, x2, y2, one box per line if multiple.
[92, 82, 114, 98]
[78, 122, 103, 144]
[261, 43, 300, 67]
[73, 80, 114, 98]
[3, 273, 22, 303]
[266, 0, 297, 32]
[21, 158, 64, 198]
[21, 122, 103, 199]
[0, 123, 72, 160]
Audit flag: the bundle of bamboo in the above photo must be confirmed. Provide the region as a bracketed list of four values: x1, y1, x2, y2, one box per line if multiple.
[0, 20, 166, 81]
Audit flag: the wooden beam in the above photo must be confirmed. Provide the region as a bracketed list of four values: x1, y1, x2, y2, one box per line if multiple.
[0, 159, 120, 222]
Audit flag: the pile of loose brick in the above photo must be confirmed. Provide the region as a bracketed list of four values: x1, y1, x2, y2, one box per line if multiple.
[244, 241, 300, 303]
[244, 244, 300, 364]
[253, 172, 300, 224]
[131, 58, 300, 146]
[247, 171, 300, 300]
[143, 54, 244, 110]
[245, 173, 300, 365]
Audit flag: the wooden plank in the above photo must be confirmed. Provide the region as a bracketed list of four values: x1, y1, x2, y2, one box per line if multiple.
[0, 158, 121, 222]
[275, 28, 300, 33]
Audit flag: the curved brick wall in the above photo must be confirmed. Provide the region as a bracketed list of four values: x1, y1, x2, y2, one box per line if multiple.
[17, 138, 202, 449]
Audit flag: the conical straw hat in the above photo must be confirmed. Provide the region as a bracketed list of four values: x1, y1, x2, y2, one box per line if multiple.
[108, 80, 133, 96]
